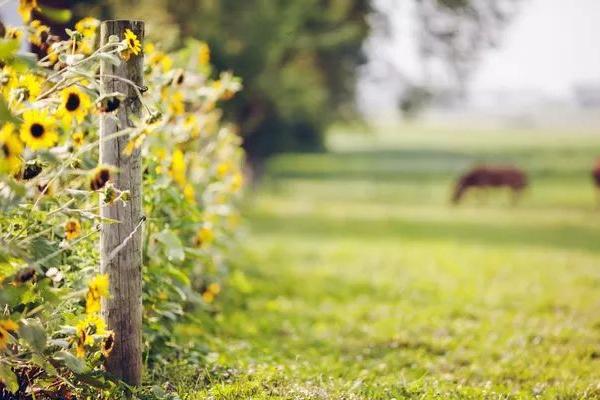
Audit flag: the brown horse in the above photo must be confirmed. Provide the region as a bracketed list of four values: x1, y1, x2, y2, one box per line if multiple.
[593, 160, 600, 201]
[452, 166, 528, 204]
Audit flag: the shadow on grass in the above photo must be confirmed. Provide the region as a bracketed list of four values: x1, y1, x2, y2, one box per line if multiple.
[265, 147, 596, 183]
[249, 211, 600, 254]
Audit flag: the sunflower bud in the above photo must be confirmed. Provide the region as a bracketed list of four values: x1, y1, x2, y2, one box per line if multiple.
[15, 267, 36, 284]
[97, 96, 121, 113]
[21, 160, 43, 180]
[91, 167, 111, 191]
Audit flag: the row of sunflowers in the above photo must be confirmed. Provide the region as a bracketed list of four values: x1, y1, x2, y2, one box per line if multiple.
[0, 2, 244, 398]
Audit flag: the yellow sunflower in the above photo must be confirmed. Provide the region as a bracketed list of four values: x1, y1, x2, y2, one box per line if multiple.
[202, 282, 221, 303]
[72, 131, 85, 147]
[74, 314, 107, 358]
[0, 67, 15, 96]
[0, 123, 23, 174]
[9, 73, 43, 103]
[0, 319, 18, 351]
[75, 17, 100, 39]
[64, 219, 81, 240]
[198, 41, 210, 66]
[194, 225, 214, 247]
[5, 27, 23, 41]
[145, 43, 173, 72]
[58, 86, 91, 124]
[85, 274, 109, 314]
[170, 149, 187, 187]
[20, 109, 58, 150]
[183, 183, 196, 204]
[90, 166, 111, 191]
[169, 91, 185, 116]
[18, 0, 38, 23]
[101, 331, 115, 357]
[28, 20, 49, 47]
[121, 29, 141, 61]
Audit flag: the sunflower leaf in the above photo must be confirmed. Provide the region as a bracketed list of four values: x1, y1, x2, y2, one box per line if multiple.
[0, 364, 18, 393]
[54, 350, 87, 373]
[0, 96, 19, 124]
[38, 5, 72, 23]
[19, 318, 47, 352]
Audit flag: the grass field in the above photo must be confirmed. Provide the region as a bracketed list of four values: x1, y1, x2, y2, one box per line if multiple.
[177, 124, 600, 399]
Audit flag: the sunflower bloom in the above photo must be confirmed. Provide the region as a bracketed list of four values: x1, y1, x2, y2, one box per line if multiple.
[194, 225, 214, 247]
[121, 29, 141, 61]
[64, 219, 81, 240]
[216, 161, 232, 178]
[183, 183, 196, 204]
[230, 172, 244, 192]
[85, 274, 109, 314]
[28, 20, 49, 47]
[75, 17, 100, 39]
[208, 283, 221, 295]
[5, 27, 23, 41]
[0, 67, 15, 97]
[74, 314, 107, 357]
[20, 109, 58, 150]
[101, 331, 115, 357]
[202, 290, 215, 303]
[72, 131, 85, 147]
[170, 149, 187, 187]
[198, 41, 210, 66]
[168, 91, 185, 116]
[0, 319, 18, 350]
[9, 73, 43, 103]
[0, 123, 23, 174]
[202, 283, 220, 303]
[58, 87, 91, 124]
[145, 43, 173, 72]
[18, 0, 38, 22]
[90, 167, 111, 191]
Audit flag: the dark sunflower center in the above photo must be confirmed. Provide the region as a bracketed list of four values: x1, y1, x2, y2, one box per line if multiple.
[30, 123, 45, 138]
[65, 93, 81, 111]
[129, 38, 136, 47]
[2, 143, 10, 157]
[99, 169, 110, 182]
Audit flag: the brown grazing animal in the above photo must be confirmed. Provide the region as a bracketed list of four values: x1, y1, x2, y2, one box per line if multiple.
[452, 166, 528, 204]
[593, 160, 600, 195]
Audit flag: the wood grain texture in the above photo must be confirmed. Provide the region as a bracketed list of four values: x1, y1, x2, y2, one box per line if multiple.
[99, 20, 144, 386]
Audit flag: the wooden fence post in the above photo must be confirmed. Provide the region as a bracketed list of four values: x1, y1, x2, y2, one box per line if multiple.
[99, 20, 144, 386]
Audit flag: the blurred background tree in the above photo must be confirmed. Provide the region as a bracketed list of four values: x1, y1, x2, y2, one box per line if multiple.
[40, 0, 520, 166]
[69, 0, 371, 171]
[364, 0, 521, 118]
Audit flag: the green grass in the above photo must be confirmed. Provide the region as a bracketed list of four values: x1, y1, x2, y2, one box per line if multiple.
[176, 124, 600, 399]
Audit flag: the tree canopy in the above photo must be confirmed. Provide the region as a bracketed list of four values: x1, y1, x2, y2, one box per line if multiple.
[91, 0, 371, 167]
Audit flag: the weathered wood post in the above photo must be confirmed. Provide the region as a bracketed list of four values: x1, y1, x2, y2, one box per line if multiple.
[99, 20, 144, 385]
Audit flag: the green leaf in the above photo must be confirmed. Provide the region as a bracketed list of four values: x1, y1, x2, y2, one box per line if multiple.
[19, 318, 47, 352]
[0, 96, 19, 124]
[31, 237, 60, 268]
[0, 39, 19, 61]
[38, 5, 72, 23]
[96, 52, 122, 67]
[30, 353, 57, 376]
[155, 230, 185, 262]
[53, 351, 86, 374]
[0, 364, 18, 393]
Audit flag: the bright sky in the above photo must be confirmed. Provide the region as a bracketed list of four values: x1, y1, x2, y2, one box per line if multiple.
[472, 0, 600, 98]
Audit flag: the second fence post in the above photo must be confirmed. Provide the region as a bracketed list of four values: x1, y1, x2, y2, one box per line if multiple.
[99, 19, 144, 385]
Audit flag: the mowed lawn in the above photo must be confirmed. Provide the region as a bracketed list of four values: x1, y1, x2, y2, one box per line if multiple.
[178, 125, 600, 399]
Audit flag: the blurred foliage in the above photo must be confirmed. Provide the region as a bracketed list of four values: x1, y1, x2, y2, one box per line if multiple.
[368, 0, 521, 115]
[415, 0, 521, 96]
[78, 0, 371, 167]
